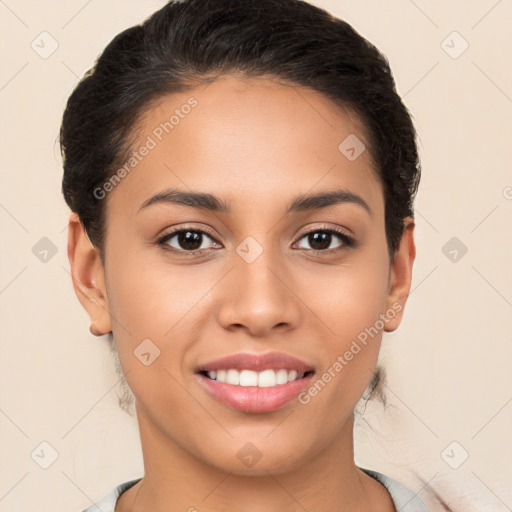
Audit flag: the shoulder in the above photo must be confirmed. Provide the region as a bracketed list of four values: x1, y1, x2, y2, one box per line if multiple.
[360, 468, 431, 512]
[79, 478, 142, 512]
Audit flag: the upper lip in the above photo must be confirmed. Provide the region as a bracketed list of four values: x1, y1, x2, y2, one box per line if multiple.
[197, 352, 315, 373]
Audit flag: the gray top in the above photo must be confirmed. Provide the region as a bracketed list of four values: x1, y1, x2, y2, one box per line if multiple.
[81, 468, 430, 511]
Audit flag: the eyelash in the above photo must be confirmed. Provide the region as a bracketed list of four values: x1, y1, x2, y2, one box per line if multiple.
[156, 225, 355, 257]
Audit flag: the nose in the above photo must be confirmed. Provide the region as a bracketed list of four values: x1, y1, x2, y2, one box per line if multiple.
[216, 251, 302, 338]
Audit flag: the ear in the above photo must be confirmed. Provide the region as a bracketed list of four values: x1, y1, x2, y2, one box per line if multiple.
[67, 213, 112, 336]
[384, 217, 416, 332]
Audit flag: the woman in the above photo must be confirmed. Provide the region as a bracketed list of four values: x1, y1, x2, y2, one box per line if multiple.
[61, 0, 431, 510]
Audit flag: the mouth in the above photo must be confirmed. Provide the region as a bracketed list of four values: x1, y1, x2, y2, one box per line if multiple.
[195, 352, 315, 413]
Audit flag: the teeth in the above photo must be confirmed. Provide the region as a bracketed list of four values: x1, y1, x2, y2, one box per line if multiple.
[276, 369, 288, 384]
[288, 370, 298, 381]
[240, 369, 258, 386]
[206, 369, 305, 387]
[257, 369, 276, 387]
[226, 369, 240, 385]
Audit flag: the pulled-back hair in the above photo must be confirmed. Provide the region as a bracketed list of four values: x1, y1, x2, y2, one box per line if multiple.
[60, 0, 420, 256]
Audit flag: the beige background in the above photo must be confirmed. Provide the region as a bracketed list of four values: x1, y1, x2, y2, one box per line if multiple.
[1, 1, 511, 511]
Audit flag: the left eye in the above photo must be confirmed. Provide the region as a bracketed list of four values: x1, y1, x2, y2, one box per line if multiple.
[295, 230, 351, 251]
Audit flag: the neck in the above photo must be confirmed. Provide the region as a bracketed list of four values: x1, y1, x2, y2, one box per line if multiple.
[117, 406, 394, 512]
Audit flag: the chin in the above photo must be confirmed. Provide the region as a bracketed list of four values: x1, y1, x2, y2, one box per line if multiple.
[199, 437, 315, 477]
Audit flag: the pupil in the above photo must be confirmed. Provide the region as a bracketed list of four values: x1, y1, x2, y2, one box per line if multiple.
[309, 232, 331, 250]
[179, 231, 202, 250]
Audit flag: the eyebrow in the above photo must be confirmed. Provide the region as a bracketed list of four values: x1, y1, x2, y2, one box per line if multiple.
[138, 188, 371, 216]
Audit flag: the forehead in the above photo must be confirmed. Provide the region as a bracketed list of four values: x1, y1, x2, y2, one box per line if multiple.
[106, 74, 383, 217]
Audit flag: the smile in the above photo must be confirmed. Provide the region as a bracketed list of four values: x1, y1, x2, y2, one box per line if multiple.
[196, 352, 315, 413]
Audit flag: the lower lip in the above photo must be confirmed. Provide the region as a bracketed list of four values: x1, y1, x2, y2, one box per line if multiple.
[197, 373, 315, 413]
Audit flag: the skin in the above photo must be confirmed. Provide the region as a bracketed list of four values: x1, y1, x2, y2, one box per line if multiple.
[68, 74, 415, 512]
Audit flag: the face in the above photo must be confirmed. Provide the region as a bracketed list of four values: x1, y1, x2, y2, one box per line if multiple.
[69, 74, 414, 476]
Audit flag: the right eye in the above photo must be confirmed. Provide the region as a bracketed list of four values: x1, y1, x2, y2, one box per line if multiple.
[157, 228, 222, 254]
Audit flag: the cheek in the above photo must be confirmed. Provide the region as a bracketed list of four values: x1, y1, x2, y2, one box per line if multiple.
[103, 260, 202, 421]
[295, 248, 390, 416]
[105, 248, 211, 336]
[103, 250, 224, 398]
[306, 247, 391, 343]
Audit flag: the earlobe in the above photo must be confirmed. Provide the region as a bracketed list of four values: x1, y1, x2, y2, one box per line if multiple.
[384, 218, 416, 332]
[67, 213, 112, 336]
